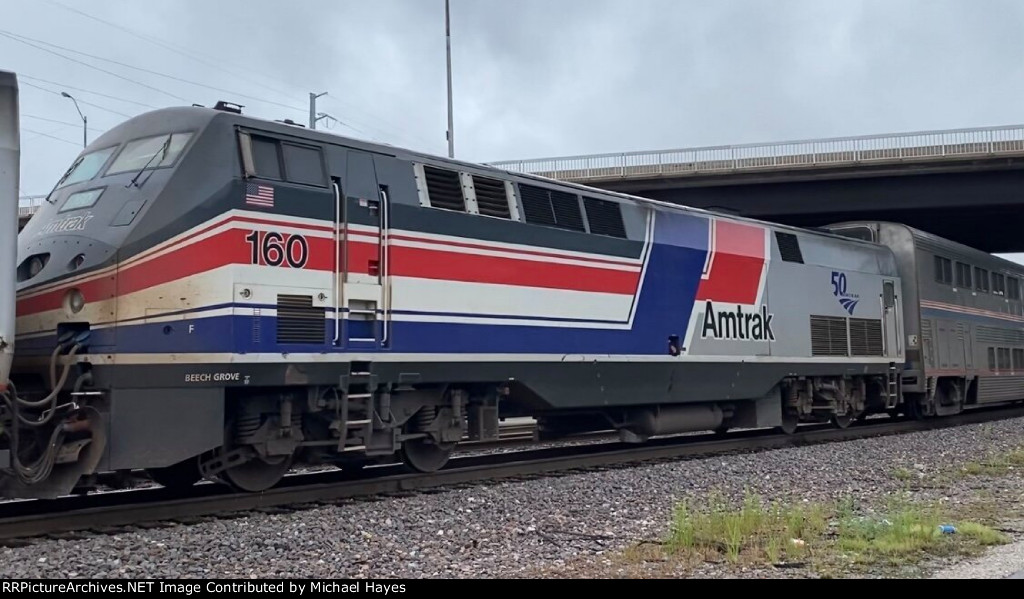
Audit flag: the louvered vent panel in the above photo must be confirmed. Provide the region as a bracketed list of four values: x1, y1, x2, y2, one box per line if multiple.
[920, 318, 932, 341]
[424, 166, 465, 212]
[550, 190, 585, 232]
[849, 318, 884, 356]
[976, 325, 1024, 344]
[776, 232, 804, 263]
[584, 197, 627, 238]
[252, 308, 261, 344]
[810, 315, 848, 356]
[472, 176, 511, 219]
[519, 184, 557, 226]
[277, 295, 325, 344]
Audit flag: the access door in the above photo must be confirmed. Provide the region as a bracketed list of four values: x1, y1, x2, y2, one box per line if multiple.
[335, 151, 391, 348]
[881, 280, 901, 360]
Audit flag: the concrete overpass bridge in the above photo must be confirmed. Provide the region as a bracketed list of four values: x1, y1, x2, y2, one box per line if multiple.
[489, 124, 1024, 254]
[17, 197, 42, 232]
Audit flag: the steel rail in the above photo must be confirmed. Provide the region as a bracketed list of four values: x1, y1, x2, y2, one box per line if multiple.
[1, 405, 1022, 544]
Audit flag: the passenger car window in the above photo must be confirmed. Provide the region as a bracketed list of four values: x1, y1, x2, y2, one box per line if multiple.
[993, 273, 1006, 296]
[975, 268, 990, 292]
[955, 262, 972, 288]
[999, 348, 1011, 370]
[107, 132, 193, 175]
[934, 256, 952, 285]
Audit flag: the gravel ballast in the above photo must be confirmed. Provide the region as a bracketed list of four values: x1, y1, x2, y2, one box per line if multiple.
[3, 416, 1024, 578]
[930, 529, 1024, 579]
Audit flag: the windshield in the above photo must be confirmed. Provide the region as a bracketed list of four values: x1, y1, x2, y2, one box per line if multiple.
[107, 132, 193, 175]
[56, 147, 116, 189]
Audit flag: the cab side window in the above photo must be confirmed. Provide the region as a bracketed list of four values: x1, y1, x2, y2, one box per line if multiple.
[251, 136, 282, 180]
[240, 131, 325, 187]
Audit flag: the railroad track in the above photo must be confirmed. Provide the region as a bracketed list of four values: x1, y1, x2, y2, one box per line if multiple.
[2, 405, 1023, 545]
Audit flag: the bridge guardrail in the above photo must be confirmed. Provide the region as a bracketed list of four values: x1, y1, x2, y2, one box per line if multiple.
[18, 196, 43, 218]
[488, 124, 1024, 182]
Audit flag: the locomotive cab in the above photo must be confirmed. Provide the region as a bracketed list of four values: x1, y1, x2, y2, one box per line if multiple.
[5, 108, 217, 497]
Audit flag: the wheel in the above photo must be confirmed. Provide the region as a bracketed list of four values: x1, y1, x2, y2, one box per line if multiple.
[400, 438, 455, 473]
[222, 454, 293, 492]
[147, 457, 201, 490]
[936, 380, 964, 416]
[831, 411, 854, 429]
[905, 395, 931, 420]
[713, 423, 730, 437]
[777, 409, 799, 435]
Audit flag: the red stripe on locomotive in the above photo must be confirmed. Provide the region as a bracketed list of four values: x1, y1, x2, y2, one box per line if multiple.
[695, 220, 767, 305]
[17, 225, 641, 317]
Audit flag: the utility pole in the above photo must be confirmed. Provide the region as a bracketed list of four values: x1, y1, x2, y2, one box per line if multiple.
[445, 0, 454, 158]
[309, 91, 328, 129]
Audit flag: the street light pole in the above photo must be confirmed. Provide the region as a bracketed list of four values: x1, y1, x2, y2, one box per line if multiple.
[61, 91, 86, 148]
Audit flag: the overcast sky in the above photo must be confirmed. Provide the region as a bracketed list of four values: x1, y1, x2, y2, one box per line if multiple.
[4, 0, 1024, 254]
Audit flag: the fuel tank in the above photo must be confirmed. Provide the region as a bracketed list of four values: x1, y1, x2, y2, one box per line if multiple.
[0, 71, 19, 389]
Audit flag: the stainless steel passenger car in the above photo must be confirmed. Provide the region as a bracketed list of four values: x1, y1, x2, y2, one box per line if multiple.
[827, 221, 1024, 417]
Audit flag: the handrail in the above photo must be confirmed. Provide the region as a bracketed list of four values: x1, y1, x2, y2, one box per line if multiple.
[379, 186, 390, 348]
[487, 123, 1024, 181]
[331, 180, 341, 346]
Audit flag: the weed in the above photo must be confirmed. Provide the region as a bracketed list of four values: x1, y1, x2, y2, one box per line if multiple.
[956, 522, 1010, 546]
[893, 467, 914, 481]
[952, 447, 1024, 479]
[663, 489, 1010, 572]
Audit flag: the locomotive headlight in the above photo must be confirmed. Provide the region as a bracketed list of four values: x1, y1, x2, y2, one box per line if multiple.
[28, 256, 44, 278]
[64, 288, 85, 314]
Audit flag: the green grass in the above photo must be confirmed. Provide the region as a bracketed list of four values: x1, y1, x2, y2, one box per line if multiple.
[648, 450, 1024, 575]
[838, 501, 947, 561]
[668, 490, 827, 564]
[953, 448, 1024, 479]
[664, 490, 1008, 570]
[892, 466, 914, 481]
[957, 522, 1010, 546]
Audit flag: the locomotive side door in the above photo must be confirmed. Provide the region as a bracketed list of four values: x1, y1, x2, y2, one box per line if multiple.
[882, 280, 901, 360]
[337, 151, 390, 349]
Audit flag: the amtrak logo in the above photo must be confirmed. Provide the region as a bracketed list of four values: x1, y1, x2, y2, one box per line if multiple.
[832, 271, 860, 315]
[34, 212, 95, 237]
[701, 301, 776, 342]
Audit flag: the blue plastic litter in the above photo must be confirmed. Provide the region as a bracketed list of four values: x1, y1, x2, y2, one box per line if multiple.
[938, 524, 957, 534]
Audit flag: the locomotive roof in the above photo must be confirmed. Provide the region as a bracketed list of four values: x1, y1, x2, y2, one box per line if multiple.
[93, 104, 896, 255]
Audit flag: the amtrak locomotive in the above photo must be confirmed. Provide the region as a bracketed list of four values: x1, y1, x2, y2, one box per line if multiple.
[3, 71, 1024, 498]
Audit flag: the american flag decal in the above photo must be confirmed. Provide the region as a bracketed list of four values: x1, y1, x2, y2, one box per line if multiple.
[245, 182, 275, 208]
